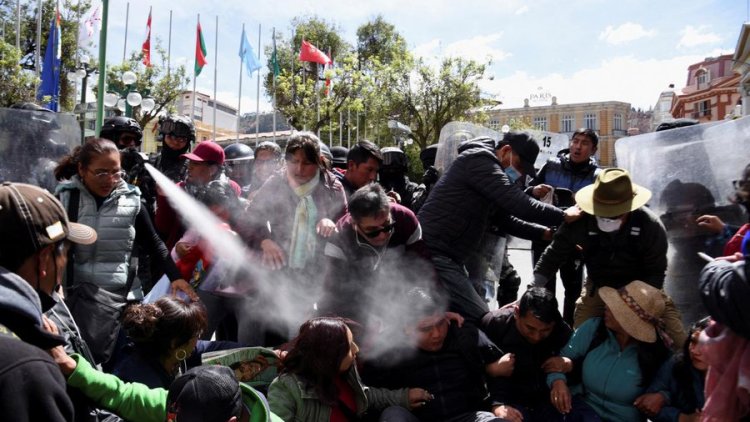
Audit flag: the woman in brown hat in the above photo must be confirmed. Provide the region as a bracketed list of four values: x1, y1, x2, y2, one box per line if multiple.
[546, 280, 672, 422]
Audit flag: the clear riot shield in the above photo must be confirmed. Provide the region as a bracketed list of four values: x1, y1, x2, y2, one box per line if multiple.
[615, 116, 750, 326]
[526, 129, 570, 170]
[0, 108, 80, 192]
[434, 122, 501, 174]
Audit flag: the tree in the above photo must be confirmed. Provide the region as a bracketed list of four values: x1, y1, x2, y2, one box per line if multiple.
[356, 15, 408, 68]
[101, 40, 189, 130]
[389, 57, 486, 150]
[0, 40, 38, 106]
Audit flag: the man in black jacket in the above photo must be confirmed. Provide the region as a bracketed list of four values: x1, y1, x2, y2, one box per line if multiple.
[0, 182, 98, 421]
[362, 287, 506, 422]
[418, 132, 578, 323]
[480, 288, 572, 422]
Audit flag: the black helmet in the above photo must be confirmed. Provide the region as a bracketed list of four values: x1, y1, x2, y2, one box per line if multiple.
[330, 146, 349, 167]
[158, 114, 195, 143]
[100, 116, 143, 144]
[381, 147, 409, 171]
[419, 144, 439, 168]
[224, 143, 254, 161]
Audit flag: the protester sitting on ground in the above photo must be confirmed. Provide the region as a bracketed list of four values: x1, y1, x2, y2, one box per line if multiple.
[0, 182, 97, 421]
[534, 167, 687, 347]
[480, 288, 573, 422]
[111, 296, 208, 389]
[267, 316, 428, 422]
[362, 287, 508, 422]
[547, 280, 672, 422]
[633, 317, 710, 422]
[54, 138, 195, 366]
[46, 326, 281, 422]
[698, 253, 750, 421]
[321, 183, 431, 323]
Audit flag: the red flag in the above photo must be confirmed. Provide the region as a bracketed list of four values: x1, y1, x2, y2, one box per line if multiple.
[195, 20, 208, 76]
[141, 8, 151, 67]
[299, 40, 331, 65]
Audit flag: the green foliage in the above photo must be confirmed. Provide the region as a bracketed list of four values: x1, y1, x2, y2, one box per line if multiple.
[0, 40, 38, 106]
[102, 40, 188, 129]
[264, 15, 486, 152]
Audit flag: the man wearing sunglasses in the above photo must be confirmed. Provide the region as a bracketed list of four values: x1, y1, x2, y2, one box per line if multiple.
[321, 183, 430, 322]
[100, 116, 144, 150]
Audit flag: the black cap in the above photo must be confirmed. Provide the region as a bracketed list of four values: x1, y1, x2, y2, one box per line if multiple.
[166, 365, 243, 422]
[503, 132, 539, 178]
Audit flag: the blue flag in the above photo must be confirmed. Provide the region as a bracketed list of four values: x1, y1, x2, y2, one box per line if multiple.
[239, 27, 261, 77]
[38, 9, 61, 111]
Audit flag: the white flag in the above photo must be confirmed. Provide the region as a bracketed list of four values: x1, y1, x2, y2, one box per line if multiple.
[79, 1, 102, 47]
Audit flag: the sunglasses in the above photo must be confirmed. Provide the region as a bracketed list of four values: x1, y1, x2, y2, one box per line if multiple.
[360, 221, 396, 238]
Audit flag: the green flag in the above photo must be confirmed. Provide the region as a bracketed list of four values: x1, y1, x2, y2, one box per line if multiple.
[195, 20, 208, 76]
[271, 27, 280, 79]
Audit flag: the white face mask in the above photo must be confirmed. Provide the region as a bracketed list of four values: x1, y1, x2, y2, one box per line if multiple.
[596, 216, 623, 233]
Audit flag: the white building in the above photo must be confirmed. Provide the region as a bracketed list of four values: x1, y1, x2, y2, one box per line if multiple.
[176, 91, 238, 133]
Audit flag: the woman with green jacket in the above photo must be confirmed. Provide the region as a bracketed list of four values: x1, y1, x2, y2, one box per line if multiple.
[268, 317, 430, 422]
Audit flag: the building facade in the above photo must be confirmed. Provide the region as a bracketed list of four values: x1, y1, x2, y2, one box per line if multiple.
[176, 91, 239, 135]
[485, 99, 631, 166]
[733, 23, 750, 117]
[670, 54, 741, 122]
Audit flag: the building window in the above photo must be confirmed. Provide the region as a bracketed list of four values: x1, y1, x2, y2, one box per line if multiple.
[696, 69, 709, 86]
[561, 115, 574, 132]
[489, 119, 500, 130]
[584, 113, 597, 130]
[698, 100, 711, 117]
[533, 116, 547, 131]
[614, 113, 623, 130]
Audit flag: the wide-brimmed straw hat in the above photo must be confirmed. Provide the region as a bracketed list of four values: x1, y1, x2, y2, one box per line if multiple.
[598, 280, 666, 343]
[575, 168, 651, 217]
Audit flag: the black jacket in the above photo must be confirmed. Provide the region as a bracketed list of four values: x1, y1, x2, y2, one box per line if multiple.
[480, 307, 572, 408]
[0, 267, 74, 421]
[362, 322, 503, 421]
[418, 141, 564, 264]
[699, 259, 750, 339]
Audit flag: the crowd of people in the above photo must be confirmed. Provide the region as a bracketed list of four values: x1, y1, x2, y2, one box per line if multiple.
[0, 111, 749, 422]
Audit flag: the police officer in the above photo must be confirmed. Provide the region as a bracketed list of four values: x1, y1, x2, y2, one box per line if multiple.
[224, 142, 254, 196]
[100, 116, 143, 150]
[379, 147, 418, 210]
[154, 114, 195, 183]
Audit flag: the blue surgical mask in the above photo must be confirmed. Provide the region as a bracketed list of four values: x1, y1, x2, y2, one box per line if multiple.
[504, 152, 522, 183]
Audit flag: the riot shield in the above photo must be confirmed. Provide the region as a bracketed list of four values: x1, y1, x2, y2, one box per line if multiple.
[434, 121, 571, 174]
[435, 122, 500, 174]
[615, 116, 750, 326]
[0, 108, 81, 192]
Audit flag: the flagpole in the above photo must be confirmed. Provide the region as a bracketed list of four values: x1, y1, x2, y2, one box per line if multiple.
[122, 2, 129, 62]
[35, 0, 41, 86]
[339, 111, 343, 147]
[356, 111, 359, 142]
[15, 0, 20, 49]
[316, 63, 320, 138]
[347, 107, 351, 148]
[212, 15, 218, 142]
[272, 27, 277, 143]
[95, 0, 110, 136]
[167, 10, 172, 75]
[255, 23, 261, 141]
[236, 23, 244, 143]
[191, 14, 199, 123]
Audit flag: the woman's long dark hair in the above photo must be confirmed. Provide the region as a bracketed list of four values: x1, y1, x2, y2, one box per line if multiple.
[281, 317, 352, 405]
[54, 137, 119, 181]
[672, 317, 710, 408]
[122, 296, 207, 361]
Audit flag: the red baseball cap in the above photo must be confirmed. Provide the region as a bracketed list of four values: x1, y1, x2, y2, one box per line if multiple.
[181, 141, 225, 165]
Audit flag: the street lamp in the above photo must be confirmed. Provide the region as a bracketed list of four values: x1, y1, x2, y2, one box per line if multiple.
[102, 71, 155, 118]
[68, 55, 98, 142]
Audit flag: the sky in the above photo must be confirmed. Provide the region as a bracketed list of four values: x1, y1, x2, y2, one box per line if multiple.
[86, 0, 747, 116]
